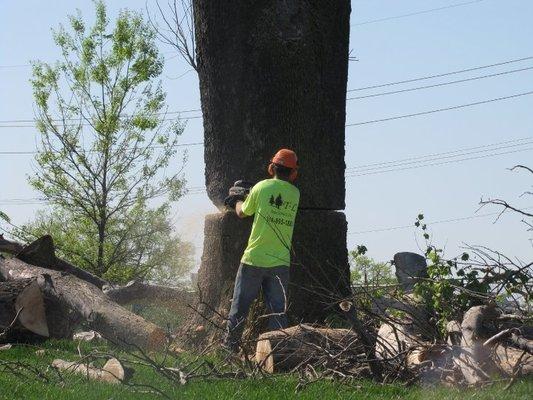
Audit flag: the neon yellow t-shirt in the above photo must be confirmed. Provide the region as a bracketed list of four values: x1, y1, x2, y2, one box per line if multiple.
[240, 178, 300, 267]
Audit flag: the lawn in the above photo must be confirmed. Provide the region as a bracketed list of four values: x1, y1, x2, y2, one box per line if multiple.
[0, 340, 531, 400]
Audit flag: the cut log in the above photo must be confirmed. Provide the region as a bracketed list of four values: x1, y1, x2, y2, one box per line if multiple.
[454, 304, 500, 385]
[0, 257, 166, 350]
[255, 324, 361, 373]
[494, 345, 533, 376]
[376, 321, 427, 363]
[104, 280, 193, 312]
[0, 279, 49, 341]
[52, 357, 125, 384]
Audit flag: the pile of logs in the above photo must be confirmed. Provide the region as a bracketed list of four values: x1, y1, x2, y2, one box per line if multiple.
[0, 234, 189, 350]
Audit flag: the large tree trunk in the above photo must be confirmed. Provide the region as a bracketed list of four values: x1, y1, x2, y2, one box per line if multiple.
[189, 0, 352, 349]
[0, 257, 166, 350]
[193, 0, 350, 210]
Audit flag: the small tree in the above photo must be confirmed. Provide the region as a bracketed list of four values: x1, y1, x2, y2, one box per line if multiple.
[29, 1, 187, 280]
[349, 253, 395, 287]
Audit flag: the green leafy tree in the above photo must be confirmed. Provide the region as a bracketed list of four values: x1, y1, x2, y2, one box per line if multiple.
[349, 253, 395, 287]
[28, 1, 187, 280]
[15, 206, 194, 284]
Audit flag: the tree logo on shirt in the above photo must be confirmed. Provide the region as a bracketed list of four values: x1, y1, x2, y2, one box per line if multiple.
[269, 193, 283, 209]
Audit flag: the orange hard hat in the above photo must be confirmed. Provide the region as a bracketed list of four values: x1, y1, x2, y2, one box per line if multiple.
[271, 149, 298, 169]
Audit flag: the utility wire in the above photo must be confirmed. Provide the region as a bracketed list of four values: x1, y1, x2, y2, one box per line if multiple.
[347, 56, 533, 92]
[0, 185, 208, 206]
[346, 90, 533, 127]
[346, 147, 533, 178]
[354, 0, 486, 26]
[347, 207, 533, 235]
[0, 64, 31, 69]
[0, 108, 202, 124]
[2, 142, 531, 204]
[0, 114, 203, 128]
[347, 65, 533, 100]
[4, 89, 532, 132]
[0, 141, 204, 155]
[346, 137, 532, 171]
[346, 138, 533, 173]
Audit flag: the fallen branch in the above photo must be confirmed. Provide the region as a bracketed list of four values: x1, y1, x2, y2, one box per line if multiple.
[104, 280, 193, 312]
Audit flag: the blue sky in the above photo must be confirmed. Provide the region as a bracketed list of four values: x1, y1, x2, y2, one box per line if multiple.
[1, 0, 532, 266]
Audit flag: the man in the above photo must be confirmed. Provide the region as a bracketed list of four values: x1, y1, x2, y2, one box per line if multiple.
[223, 148, 300, 351]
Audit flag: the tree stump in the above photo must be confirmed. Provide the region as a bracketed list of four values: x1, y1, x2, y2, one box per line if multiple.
[393, 252, 428, 292]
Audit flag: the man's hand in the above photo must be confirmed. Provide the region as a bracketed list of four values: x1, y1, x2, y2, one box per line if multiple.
[224, 180, 254, 210]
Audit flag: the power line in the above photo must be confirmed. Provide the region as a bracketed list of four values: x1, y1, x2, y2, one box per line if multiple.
[2, 142, 531, 204]
[0, 185, 208, 206]
[4, 89, 532, 133]
[347, 66, 533, 101]
[347, 56, 533, 92]
[0, 108, 202, 125]
[0, 115, 203, 128]
[347, 206, 533, 235]
[354, 0, 486, 26]
[346, 90, 533, 127]
[346, 138, 533, 173]
[346, 147, 533, 178]
[0, 141, 204, 155]
[346, 137, 532, 171]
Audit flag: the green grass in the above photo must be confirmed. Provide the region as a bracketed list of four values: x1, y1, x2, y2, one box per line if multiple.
[0, 340, 531, 400]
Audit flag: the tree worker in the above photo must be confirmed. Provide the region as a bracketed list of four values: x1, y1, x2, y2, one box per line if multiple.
[223, 148, 300, 352]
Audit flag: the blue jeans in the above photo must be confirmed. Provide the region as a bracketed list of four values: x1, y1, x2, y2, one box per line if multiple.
[225, 264, 289, 347]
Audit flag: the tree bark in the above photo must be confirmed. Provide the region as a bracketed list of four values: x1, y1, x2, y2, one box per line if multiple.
[193, 0, 350, 210]
[188, 0, 352, 346]
[393, 252, 428, 292]
[0, 257, 166, 350]
[255, 324, 361, 373]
